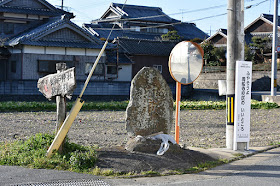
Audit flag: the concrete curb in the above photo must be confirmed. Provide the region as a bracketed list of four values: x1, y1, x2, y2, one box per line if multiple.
[105, 146, 280, 185]
[187, 145, 280, 161]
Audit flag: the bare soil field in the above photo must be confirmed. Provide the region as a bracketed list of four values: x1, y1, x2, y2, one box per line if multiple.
[1, 109, 280, 148]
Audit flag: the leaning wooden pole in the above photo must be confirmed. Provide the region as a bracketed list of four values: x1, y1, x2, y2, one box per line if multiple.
[46, 41, 108, 158]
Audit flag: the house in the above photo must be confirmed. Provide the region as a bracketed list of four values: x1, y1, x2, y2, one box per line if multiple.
[244, 13, 280, 44]
[0, 1, 207, 100]
[204, 28, 227, 48]
[83, 3, 208, 88]
[0, 0, 133, 99]
[108, 37, 193, 96]
[206, 14, 280, 47]
[112, 37, 177, 83]
[83, 3, 209, 41]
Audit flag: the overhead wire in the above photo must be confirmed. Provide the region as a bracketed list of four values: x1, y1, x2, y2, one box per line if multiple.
[93, 4, 227, 23]
[90, 0, 271, 32]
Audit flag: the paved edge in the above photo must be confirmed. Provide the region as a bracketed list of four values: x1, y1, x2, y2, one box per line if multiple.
[1, 145, 279, 186]
[187, 145, 280, 161]
[104, 145, 280, 185]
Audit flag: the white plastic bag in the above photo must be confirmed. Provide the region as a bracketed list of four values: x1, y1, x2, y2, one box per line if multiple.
[150, 134, 177, 155]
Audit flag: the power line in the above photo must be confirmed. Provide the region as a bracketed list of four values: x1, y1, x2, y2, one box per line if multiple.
[94, 4, 227, 23]
[92, 13, 228, 31]
[246, 0, 269, 9]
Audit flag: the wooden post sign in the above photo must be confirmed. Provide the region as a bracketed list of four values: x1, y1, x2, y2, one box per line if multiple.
[37, 67, 76, 100]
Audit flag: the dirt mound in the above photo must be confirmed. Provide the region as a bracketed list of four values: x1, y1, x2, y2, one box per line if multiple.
[96, 146, 215, 174]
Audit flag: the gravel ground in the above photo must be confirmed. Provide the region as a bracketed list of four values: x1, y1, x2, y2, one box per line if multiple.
[1, 109, 280, 149]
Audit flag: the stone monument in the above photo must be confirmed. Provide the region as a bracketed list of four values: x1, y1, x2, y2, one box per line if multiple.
[126, 67, 173, 137]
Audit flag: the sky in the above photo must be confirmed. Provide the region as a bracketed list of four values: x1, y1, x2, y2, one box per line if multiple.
[47, 0, 275, 36]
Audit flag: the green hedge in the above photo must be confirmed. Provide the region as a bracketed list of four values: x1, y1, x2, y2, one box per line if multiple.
[0, 100, 278, 112]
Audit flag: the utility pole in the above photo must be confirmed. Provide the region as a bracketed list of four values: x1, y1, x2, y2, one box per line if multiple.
[226, 0, 244, 150]
[271, 0, 278, 96]
[61, 0, 64, 10]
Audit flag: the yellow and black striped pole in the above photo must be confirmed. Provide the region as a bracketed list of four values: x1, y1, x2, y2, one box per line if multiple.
[227, 95, 234, 125]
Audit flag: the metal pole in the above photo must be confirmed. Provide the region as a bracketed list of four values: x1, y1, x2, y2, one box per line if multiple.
[227, 0, 244, 149]
[271, 0, 278, 96]
[175, 82, 181, 144]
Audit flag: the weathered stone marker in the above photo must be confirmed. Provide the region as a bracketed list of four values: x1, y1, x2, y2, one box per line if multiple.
[125, 67, 173, 136]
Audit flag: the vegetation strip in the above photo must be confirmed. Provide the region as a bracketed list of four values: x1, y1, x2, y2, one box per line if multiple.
[0, 100, 278, 112]
[1, 133, 280, 177]
[0, 133, 229, 177]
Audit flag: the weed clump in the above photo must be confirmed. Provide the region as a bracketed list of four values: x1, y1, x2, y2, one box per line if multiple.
[0, 133, 98, 172]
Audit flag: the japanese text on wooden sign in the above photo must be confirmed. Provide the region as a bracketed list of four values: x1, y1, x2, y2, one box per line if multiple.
[37, 67, 76, 99]
[234, 61, 252, 145]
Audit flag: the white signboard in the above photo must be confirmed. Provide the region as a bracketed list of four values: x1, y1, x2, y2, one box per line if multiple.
[37, 67, 76, 100]
[234, 61, 252, 150]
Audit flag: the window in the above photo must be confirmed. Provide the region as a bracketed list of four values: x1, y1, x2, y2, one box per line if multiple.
[130, 26, 140, 32]
[159, 28, 168, 34]
[147, 27, 168, 34]
[85, 63, 104, 75]
[147, 27, 158, 33]
[153, 65, 162, 73]
[107, 65, 117, 74]
[11, 61, 16, 73]
[38, 60, 74, 73]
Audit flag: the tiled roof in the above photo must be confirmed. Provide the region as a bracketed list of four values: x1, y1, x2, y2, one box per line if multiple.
[117, 37, 178, 56]
[7, 15, 105, 49]
[174, 23, 209, 40]
[84, 23, 163, 41]
[219, 28, 227, 35]
[106, 50, 134, 64]
[108, 3, 177, 23]
[19, 40, 106, 49]
[0, 0, 73, 17]
[0, 6, 72, 17]
[84, 22, 208, 41]
[261, 14, 280, 26]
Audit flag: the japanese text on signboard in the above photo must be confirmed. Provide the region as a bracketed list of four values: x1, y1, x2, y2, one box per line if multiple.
[37, 67, 76, 99]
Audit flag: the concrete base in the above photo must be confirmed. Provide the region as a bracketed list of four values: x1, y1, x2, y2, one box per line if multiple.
[262, 95, 280, 106]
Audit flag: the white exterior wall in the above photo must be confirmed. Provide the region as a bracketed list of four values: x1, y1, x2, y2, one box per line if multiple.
[115, 65, 132, 81]
[66, 48, 85, 55]
[23, 46, 44, 54]
[9, 48, 22, 54]
[4, 13, 27, 18]
[86, 49, 105, 56]
[27, 15, 39, 20]
[22, 46, 103, 56]
[45, 47, 65, 55]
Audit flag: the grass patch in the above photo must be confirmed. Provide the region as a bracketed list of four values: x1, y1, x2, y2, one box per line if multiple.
[141, 170, 161, 177]
[0, 100, 278, 112]
[0, 135, 238, 177]
[0, 133, 98, 173]
[183, 159, 229, 174]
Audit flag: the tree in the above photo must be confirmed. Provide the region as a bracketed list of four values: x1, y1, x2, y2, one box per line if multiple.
[161, 30, 182, 41]
[200, 41, 226, 66]
[245, 44, 253, 61]
[190, 38, 203, 43]
[213, 47, 226, 66]
[250, 36, 271, 64]
[200, 41, 216, 65]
